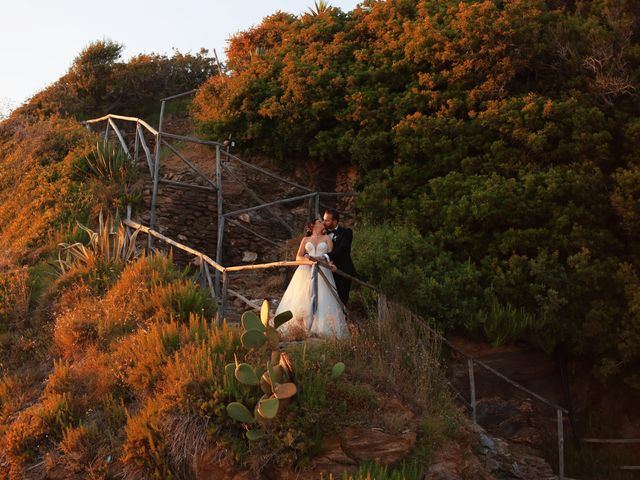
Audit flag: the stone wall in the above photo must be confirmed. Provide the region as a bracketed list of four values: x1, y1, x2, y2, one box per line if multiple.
[137, 151, 358, 269]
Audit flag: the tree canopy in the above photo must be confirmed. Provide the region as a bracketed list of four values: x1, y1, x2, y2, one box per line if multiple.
[194, 0, 640, 390]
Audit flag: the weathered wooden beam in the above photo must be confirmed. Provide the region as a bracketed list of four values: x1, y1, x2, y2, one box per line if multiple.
[204, 263, 217, 300]
[227, 288, 261, 310]
[557, 409, 565, 480]
[213, 48, 225, 78]
[137, 124, 154, 175]
[317, 266, 347, 314]
[83, 114, 158, 135]
[219, 271, 229, 324]
[108, 118, 130, 157]
[468, 359, 477, 424]
[133, 124, 140, 165]
[225, 260, 314, 272]
[123, 220, 225, 272]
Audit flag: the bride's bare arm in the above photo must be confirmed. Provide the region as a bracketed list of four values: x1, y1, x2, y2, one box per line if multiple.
[295, 238, 309, 261]
[324, 235, 337, 271]
[326, 235, 334, 253]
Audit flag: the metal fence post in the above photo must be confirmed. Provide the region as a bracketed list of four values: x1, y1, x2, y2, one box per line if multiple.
[557, 408, 565, 480]
[219, 270, 228, 325]
[468, 358, 477, 424]
[148, 100, 166, 250]
[215, 144, 223, 293]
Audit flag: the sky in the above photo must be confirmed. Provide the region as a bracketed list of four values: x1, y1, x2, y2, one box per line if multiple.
[0, 0, 361, 117]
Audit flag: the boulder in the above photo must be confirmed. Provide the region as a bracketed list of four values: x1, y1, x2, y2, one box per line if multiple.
[242, 251, 258, 263]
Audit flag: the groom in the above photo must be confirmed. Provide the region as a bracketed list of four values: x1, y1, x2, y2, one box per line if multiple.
[323, 209, 356, 307]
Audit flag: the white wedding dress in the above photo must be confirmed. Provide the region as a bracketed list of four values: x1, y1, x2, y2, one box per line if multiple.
[274, 241, 350, 339]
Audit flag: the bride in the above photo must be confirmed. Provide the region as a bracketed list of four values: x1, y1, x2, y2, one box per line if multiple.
[274, 218, 350, 340]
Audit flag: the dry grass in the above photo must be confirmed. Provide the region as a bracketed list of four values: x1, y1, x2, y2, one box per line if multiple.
[0, 239, 459, 479]
[161, 411, 209, 477]
[0, 261, 30, 329]
[336, 292, 444, 413]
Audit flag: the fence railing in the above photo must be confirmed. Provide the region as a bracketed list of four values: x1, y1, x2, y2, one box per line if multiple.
[123, 216, 575, 478]
[82, 111, 355, 270]
[85, 93, 639, 478]
[88, 108, 573, 479]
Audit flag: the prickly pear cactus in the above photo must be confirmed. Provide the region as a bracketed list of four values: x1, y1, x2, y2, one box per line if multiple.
[226, 300, 297, 440]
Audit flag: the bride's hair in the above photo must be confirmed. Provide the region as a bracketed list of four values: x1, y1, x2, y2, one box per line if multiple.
[305, 217, 324, 237]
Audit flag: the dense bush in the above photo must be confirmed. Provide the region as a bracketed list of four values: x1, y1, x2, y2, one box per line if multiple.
[11, 39, 217, 122]
[193, 0, 640, 389]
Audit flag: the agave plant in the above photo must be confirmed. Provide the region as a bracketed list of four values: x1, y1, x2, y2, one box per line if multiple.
[307, 0, 331, 16]
[226, 301, 345, 440]
[81, 141, 130, 182]
[55, 210, 140, 275]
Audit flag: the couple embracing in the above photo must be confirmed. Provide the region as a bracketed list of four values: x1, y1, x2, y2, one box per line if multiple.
[274, 209, 356, 340]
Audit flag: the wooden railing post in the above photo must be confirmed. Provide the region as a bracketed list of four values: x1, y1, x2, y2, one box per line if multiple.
[219, 270, 229, 325]
[108, 118, 130, 157]
[103, 121, 111, 142]
[148, 100, 165, 250]
[557, 408, 565, 480]
[133, 122, 140, 165]
[468, 359, 477, 424]
[125, 205, 132, 233]
[204, 263, 216, 301]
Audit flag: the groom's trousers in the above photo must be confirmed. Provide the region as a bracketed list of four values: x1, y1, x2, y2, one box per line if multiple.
[333, 273, 352, 308]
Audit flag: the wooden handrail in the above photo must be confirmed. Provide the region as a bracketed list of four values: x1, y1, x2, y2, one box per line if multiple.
[123, 219, 225, 272]
[82, 114, 158, 136]
[225, 260, 314, 272]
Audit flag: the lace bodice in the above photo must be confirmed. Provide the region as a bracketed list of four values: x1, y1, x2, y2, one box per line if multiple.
[305, 241, 328, 257]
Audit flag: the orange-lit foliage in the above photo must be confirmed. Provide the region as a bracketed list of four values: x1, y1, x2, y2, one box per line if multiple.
[0, 116, 94, 261]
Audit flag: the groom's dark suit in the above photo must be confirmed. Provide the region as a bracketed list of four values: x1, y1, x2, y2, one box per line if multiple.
[326, 226, 356, 307]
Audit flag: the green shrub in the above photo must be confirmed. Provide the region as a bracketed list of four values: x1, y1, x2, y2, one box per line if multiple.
[148, 280, 216, 322]
[75, 141, 134, 183]
[338, 461, 423, 480]
[192, 0, 640, 390]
